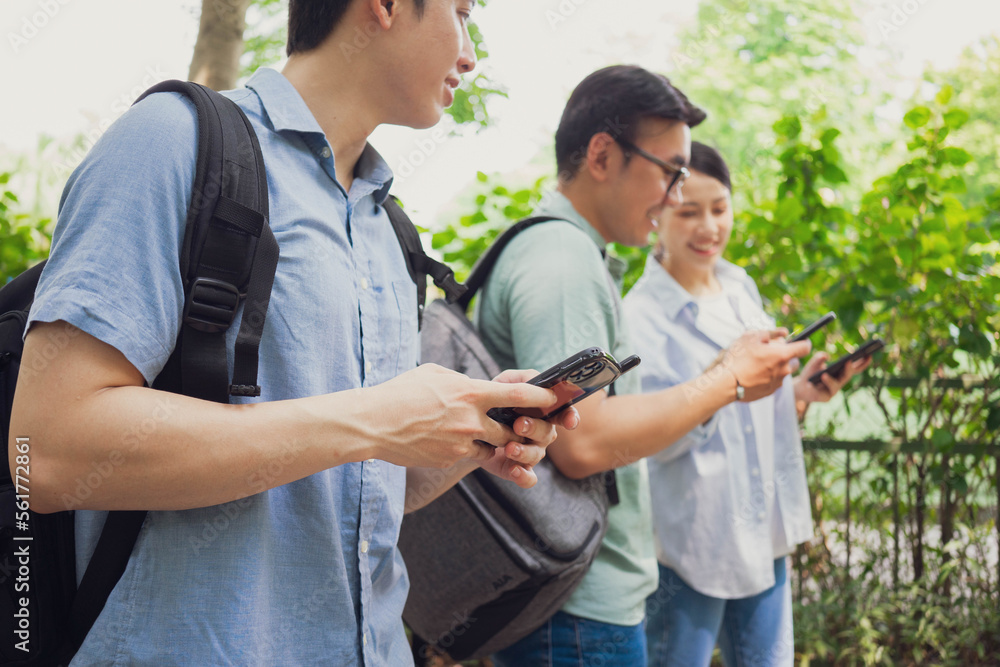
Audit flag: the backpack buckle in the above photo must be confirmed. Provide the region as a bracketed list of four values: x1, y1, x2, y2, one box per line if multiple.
[183, 278, 241, 333]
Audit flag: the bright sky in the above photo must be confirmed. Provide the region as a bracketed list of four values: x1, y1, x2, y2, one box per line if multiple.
[2, 0, 998, 231]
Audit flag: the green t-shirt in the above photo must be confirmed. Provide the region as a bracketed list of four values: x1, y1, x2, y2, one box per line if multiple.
[474, 191, 658, 626]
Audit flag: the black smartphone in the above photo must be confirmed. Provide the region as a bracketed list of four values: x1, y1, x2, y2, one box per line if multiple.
[786, 312, 837, 343]
[487, 347, 641, 428]
[808, 338, 885, 384]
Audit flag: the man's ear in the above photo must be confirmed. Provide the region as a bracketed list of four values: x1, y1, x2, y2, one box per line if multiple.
[366, 0, 396, 30]
[584, 132, 616, 183]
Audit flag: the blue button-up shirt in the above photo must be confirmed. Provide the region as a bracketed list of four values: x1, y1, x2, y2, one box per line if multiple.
[30, 68, 415, 665]
[623, 255, 813, 599]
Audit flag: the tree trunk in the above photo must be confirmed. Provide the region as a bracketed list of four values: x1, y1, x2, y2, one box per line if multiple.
[188, 0, 254, 92]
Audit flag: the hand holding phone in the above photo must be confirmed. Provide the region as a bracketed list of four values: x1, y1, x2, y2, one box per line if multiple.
[787, 312, 837, 343]
[487, 348, 641, 428]
[808, 338, 885, 384]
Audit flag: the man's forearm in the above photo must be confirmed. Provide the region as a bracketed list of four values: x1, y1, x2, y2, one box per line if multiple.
[18, 383, 376, 514]
[15, 322, 564, 514]
[548, 368, 736, 479]
[404, 460, 480, 514]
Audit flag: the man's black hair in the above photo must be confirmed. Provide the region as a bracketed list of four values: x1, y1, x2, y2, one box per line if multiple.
[555, 65, 706, 180]
[287, 0, 426, 56]
[689, 141, 731, 191]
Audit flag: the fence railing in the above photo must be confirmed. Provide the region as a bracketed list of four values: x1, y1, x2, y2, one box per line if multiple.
[799, 375, 1000, 602]
[801, 438, 1000, 595]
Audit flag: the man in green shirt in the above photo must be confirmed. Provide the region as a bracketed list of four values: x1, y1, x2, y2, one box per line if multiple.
[478, 65, 812, 665]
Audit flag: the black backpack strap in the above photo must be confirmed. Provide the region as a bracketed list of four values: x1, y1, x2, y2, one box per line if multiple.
[458, 214, 621, 506]
[66, 81, 278, 656]
[385, 196, 466, 327]
[66, 511, 147, 654]
[455, 216, 565, 312]
[138, 80, 276, 403]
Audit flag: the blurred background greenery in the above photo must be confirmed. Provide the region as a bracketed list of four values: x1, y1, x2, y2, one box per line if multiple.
[3, 0, 998, 663]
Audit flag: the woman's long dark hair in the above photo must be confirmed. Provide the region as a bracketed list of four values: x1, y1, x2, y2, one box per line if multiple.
[688, 141, 731, 191]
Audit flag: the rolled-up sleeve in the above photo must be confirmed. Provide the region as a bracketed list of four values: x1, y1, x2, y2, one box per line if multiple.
[28, 92, 197, 384]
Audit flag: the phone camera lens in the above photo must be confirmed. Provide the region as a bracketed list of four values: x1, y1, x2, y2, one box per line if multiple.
[569, 361, 603, 383]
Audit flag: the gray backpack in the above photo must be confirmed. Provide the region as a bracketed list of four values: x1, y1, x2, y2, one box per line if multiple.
[399, 217, 619, 662]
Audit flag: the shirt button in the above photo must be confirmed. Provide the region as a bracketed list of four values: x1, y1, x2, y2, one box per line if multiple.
[745, 424, 753, 434]
[365, 360, 373, 374]
[320, 146, 331, 159]
[751, 467, 760, 477]
[360, 277, 369, 290]
[757, 511, 766, 520]
[366, 458, 376, 464]
[360, 540, 369, 554]
[363, 632, 369, 646]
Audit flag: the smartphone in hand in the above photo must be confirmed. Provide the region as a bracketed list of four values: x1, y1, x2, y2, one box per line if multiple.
[787, 312, 837, 343]
[487, 348, 641, 428]
[809, 338, 885, 384]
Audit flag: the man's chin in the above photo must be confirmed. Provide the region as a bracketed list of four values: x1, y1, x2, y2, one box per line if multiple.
[390, 105, 443, 131]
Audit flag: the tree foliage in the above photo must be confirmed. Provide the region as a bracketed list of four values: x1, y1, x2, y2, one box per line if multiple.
[0, 170, 52, 284]
[666, 0, 893, 210]
[925, 35, 1000, 208]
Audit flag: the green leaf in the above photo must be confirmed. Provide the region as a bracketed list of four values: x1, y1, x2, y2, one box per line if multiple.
[822, 163, 848, 184]
[773, 116, 802, 140]
[935, 84, 954, 106]
[431, 229, 456, 249]
[958, 325, 992, 357]
[774, 196, 805, 226]
[942, 108, 969, 130]
[987, 406, 1000, 431]
[941, 176, 967, 193]
[949, 474, 969, 495]
[889, 204, 918, 221]
[967, 226, 990, 244]
[930, 427, 954, 449]
[986, 188, 1000, 211]
[819, 128, 841, 147]
[476, 171, 488, 183]
[903, 106, 932, 129]
[944, 147, 973, 166]
[511, 189, 532, 204]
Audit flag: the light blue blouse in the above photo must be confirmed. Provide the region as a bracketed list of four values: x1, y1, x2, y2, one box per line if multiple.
[623, 255, 813, 599]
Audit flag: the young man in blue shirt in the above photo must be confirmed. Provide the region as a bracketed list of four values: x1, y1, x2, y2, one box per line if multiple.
[11, 1, 574, 664]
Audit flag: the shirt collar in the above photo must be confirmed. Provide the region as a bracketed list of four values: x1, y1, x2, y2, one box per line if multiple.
[245, 68, 325, 135]
[536, 190, 609, 252]
[641, 253, 752, 321]
[244, 68, 393, 202]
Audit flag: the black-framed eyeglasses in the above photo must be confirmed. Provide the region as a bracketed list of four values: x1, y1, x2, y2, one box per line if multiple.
[614, 137, 690, 194]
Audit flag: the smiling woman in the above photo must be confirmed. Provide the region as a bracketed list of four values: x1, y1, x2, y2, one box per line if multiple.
[624, 141, 873, 667]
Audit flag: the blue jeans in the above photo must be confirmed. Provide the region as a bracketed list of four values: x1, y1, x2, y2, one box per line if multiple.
[492, 611, 647, 667]
[645, 558, 793, 667]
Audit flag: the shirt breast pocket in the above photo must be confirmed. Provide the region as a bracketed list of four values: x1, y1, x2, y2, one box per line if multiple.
[391, 279, 419, 375]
